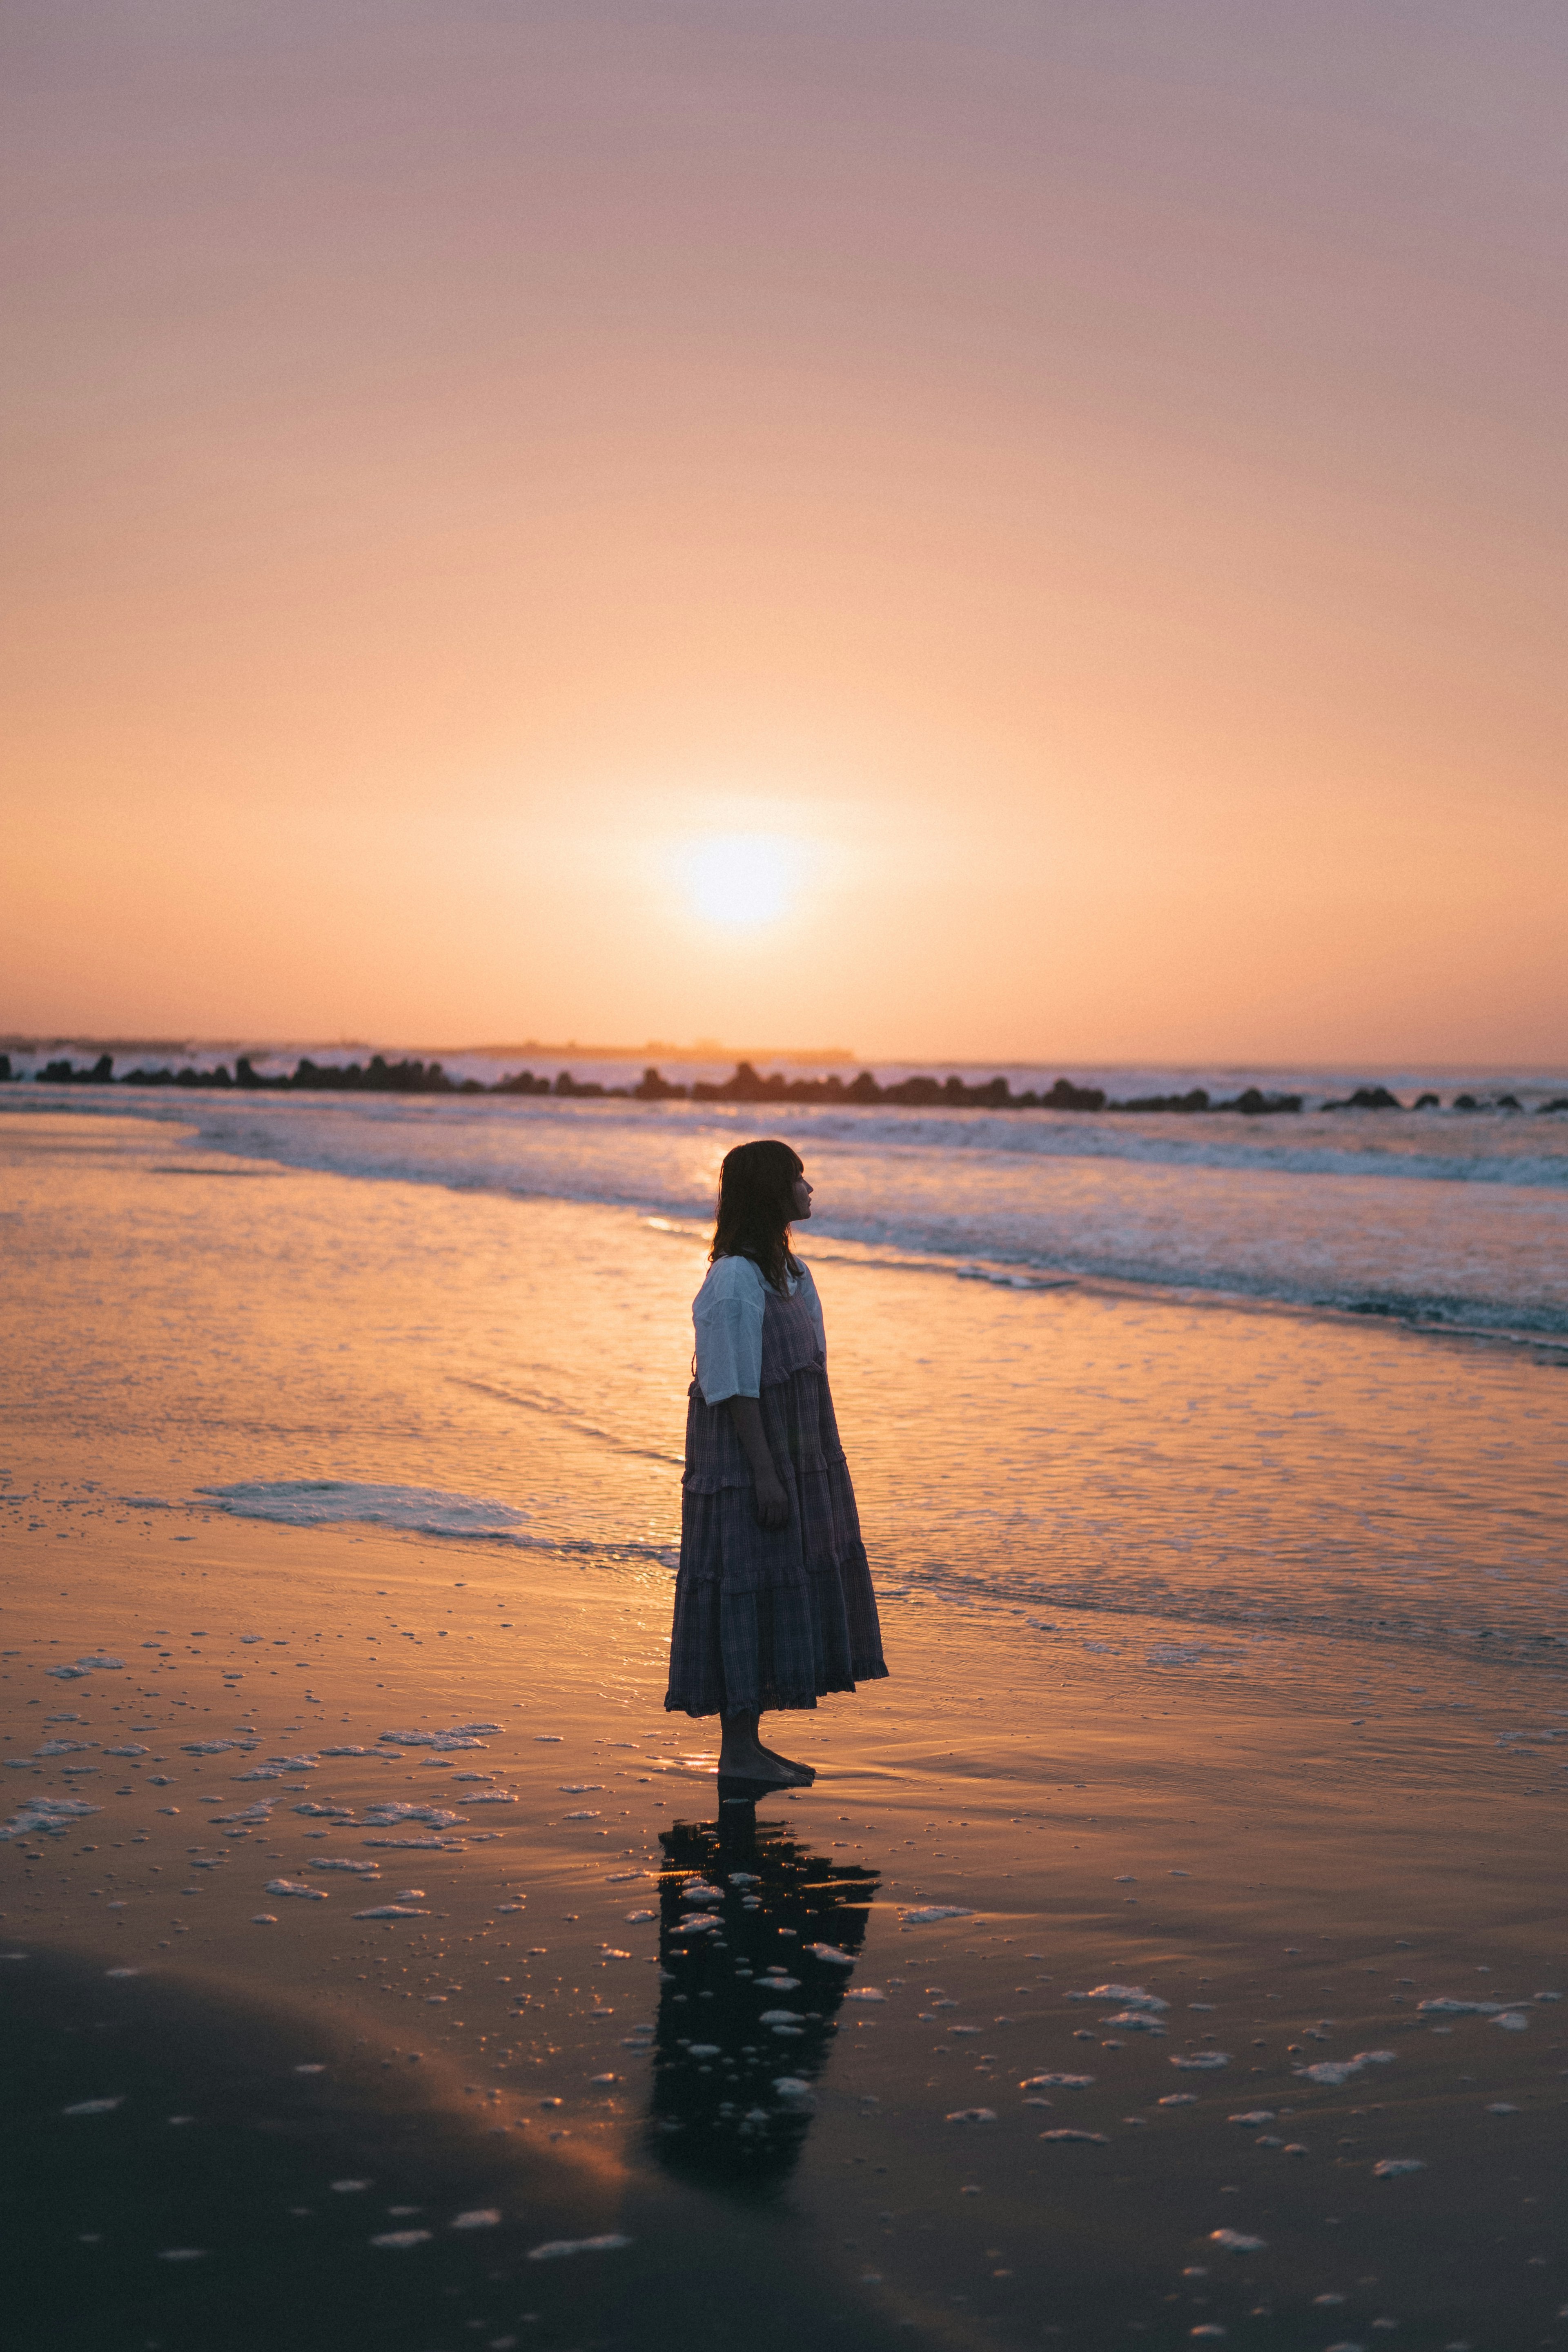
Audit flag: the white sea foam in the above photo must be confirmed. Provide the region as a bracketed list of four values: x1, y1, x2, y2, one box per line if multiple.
[2, 1797, 99, 1839]
[24, 1069, 1562, 1341]
[1294, 2048, 1395, 2087]
[203, 1479, 532, 1535]
[526, 2234, 633, 2261]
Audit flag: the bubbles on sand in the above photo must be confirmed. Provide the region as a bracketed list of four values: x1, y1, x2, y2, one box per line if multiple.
[379, 1730, 488, 1752]
[1372, 2158, 1427, 2177]
[526, 2234, 633, 2262]
[363, 1803, 463, 1828]
[1208, 2229, 1266, 2252]
[263, 1880, 329, 1900]
[202, 1480, 532, 1538]
[2, 1796, 99, 1841]
[1171, 2052, 1231, 2071]
[1294, 2049, 1395, 2087]
[1076, 1984, 1168, 2011]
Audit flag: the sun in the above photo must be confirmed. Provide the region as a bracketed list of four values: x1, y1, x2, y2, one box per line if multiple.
[679, 833, 800, 928]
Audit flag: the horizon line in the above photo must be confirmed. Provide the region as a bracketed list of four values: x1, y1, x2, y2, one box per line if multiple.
[2, 1033, 1564, 1079]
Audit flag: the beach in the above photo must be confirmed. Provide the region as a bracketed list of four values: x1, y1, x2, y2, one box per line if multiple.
[4, 1106, 1567, 2352]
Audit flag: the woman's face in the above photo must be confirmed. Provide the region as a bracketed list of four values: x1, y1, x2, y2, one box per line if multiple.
[791, 1168, 814, 1221]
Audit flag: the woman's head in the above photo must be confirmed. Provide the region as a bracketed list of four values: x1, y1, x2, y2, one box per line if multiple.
[711, 1139, 809, 1288]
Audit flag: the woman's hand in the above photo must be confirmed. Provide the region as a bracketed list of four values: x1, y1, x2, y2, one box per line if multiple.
[751, 1473, 791, 1531]
[724, 1395, 791, 1531]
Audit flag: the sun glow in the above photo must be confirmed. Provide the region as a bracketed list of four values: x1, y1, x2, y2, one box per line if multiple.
[679, 833, 802, 929]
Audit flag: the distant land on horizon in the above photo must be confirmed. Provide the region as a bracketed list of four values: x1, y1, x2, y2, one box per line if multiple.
[2, 1036, 1565, 1078]
[0, 1034, 858, 1066]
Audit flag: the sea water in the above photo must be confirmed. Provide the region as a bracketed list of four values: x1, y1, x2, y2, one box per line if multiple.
[7, 1056, 1567, 1343]
[3, 1074, 1564, 1673]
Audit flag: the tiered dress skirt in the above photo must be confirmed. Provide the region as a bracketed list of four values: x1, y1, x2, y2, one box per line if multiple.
[665, 1284, 888, 1718]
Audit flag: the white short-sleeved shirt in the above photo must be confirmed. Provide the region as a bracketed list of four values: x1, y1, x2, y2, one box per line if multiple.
[692, 1254, 825, 1405]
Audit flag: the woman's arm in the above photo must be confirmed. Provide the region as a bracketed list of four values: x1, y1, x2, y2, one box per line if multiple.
[724, 1396, 790, 1529]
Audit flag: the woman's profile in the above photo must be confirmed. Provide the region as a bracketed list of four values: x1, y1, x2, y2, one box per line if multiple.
[665, 1138, 887, 1795]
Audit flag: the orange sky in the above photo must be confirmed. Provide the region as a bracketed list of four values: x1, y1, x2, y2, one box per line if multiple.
[4, 2, 1564, 1062]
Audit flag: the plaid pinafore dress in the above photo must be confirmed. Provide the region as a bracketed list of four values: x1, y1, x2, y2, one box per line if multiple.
[665, 1278, 888, 1718]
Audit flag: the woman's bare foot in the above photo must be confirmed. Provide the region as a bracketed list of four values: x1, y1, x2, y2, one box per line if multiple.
[758, 1743, 815, 1784]
[718, 1711, 797, 1782]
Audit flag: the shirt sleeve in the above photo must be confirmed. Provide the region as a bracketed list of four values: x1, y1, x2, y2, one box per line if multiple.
[693, 1255, 767, 1404]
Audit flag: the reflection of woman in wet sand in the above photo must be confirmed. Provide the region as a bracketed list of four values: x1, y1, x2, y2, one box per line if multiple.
[665, 1139, 887, 1796]
[648, 1811, 878, 2187]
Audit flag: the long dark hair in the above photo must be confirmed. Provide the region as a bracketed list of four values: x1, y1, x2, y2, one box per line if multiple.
[710, 1139, 803, 1292]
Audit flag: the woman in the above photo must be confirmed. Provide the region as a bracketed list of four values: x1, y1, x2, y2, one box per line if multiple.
[666, 1138, 888, 1796]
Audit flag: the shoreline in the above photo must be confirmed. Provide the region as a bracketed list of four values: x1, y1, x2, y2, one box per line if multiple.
[4, 1095, 1566, 1365]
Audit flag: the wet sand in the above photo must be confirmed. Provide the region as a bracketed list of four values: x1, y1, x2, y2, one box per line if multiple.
[4, 1114, 1566, 2351]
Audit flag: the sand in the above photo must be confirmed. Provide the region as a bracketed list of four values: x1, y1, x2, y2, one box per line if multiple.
[3, 1111, 1566, 2352]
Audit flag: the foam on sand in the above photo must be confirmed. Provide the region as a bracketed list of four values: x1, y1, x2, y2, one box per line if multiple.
[526, 2234, 633, 2262]
[201, 1479, 533, 1536]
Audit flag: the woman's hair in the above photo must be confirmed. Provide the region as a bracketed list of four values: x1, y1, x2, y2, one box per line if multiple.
[710, 1138, 803, 1292]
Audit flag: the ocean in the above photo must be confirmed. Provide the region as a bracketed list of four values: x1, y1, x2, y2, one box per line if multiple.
[5, 1060, 1565, 1679]
[7, 1052, 1566, 1348]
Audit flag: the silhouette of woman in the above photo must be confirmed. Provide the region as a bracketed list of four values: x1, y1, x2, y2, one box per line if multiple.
[664, 1139, 887, 1796]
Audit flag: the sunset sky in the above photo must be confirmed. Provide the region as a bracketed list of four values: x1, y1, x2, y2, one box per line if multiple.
[4, 1, 1564, 1063]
